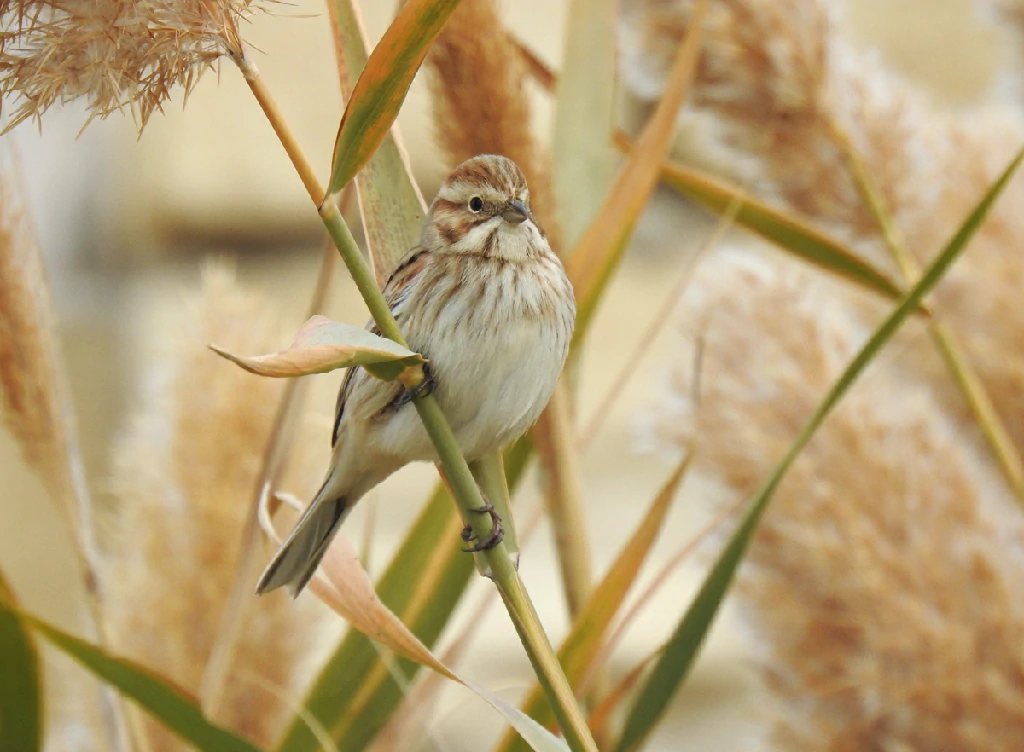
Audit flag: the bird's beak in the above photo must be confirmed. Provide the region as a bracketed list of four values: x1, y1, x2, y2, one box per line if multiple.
[502, 199, 529, 225]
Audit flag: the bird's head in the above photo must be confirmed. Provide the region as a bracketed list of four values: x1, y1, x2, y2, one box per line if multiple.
[425, 154, 547, 260]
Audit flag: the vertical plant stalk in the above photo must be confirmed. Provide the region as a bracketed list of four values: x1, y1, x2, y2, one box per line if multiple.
[234, 49, 324, 206]
[532, 383, 591, 617]
[200, 47, 336, 717]
[233, 50, 598, 752]
[469, 452, 519, 564]
[828, 118, 1024, 504]
[51, 354, 134, 752]
[199, 242, 335, 717]
[0, 160, 130, 752]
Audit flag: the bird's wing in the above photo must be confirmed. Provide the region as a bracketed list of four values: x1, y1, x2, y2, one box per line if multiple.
[331, 246, 431, 446]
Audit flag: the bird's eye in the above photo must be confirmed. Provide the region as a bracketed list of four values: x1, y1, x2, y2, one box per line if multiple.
[469, 196, 484, 212]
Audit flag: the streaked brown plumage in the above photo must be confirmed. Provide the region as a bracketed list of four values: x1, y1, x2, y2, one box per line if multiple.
[258, 154, 576, 597]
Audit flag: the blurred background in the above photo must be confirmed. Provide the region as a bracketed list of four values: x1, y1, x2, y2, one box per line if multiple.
[0, 0, 1010, 749]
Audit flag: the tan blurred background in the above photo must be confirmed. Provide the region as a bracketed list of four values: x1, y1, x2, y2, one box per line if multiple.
[0, 0, 1011, 750]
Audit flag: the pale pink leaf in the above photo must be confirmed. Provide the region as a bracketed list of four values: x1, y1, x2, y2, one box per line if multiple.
[209, 315, 424, 380]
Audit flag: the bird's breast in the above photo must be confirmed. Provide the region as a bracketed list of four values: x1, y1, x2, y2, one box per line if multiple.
[408, 260, 573, 458]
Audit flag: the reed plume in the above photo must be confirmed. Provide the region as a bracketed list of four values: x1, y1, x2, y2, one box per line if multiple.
[425, 0, 558, 245]
[652, 249, 1024, 750]
[0, 149, 122, 751]
[630, 1, 1024, 744]
[105, 265, 332, 750]
[621, 0, 1024, 458]
[0, 156, 71, 510]
[0, 0, 269, 131]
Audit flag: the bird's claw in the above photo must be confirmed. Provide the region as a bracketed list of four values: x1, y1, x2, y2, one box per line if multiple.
[461, 501, 504, 553]
[394, 362, 434, 408]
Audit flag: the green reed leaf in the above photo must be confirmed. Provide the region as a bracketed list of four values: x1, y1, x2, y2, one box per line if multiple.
[499, 454, 693, 752]
[0, 574, 41, 752]
[553, 0, 617, 250]
[1, 599, 261, 752]
[565, 0, 708, 336]
[325, 0, 463, 200]
[326, 0, 426, 284]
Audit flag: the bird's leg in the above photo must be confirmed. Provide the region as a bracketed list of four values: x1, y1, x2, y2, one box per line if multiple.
[461, 498, 505, 552]
[394, 362, 435, 408]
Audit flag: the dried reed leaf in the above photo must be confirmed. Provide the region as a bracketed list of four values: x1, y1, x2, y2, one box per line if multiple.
[296, 536, 571, 752]
[426, 0, 558, 245]
[0, 0, 270, 132]
[210, 314, 424, 380]
[105, 265, 332, 751]
[261, 500, 569, 752]
[496, 453, 693, 752]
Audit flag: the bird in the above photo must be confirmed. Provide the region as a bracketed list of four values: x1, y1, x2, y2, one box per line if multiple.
[257, 154, 576, 597]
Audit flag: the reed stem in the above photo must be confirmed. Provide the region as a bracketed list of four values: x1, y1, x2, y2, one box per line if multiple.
[236, 57, 597, 752]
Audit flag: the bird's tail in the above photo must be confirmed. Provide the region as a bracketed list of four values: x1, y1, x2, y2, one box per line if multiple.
[256, 483, 352, 598]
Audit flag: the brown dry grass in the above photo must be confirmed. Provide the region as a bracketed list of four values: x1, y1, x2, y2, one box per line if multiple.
[104, 265, 331, 750]
[0, 0, 268, 131]
[0, 150, 121, 751]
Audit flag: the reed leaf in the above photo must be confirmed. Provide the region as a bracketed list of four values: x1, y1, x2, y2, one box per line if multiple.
[277, 441, 532, 752]
[613, 133, 910, 306]
[209, 315, 424, 380]
[498, 453, 693, 752]
[553, 0, 617, 249]
[326, 0, 463, 199]
[326, 0, 426, 284]
[0, 573, 40, 752]
[565, 0, 708, 335]
[0, 600, 261, 752]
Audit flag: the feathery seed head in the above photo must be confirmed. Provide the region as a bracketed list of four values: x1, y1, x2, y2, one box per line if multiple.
[0, 0, 270, 132]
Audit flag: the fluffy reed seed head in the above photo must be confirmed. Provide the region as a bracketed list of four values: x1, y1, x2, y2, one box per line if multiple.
[0, 0, 269, 131]
[621, 0, 1024, 468]
[425, 0, 559, 247]
[105, 265, 331, 749]
[652, 249, 1024, 750]
[0, 159, 71, 508]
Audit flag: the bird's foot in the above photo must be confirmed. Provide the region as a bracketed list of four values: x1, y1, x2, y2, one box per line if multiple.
[461, 500, 504, 553]
[394, 362, 434, 408]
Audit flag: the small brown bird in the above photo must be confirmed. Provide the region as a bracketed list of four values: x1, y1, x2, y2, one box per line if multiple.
[257, 154, 576, 597]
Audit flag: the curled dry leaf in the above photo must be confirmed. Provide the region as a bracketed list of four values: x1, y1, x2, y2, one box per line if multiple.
[311, 539, 453, 676]
[208, 314, 424, 380]
[262, 499, 570, 752]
